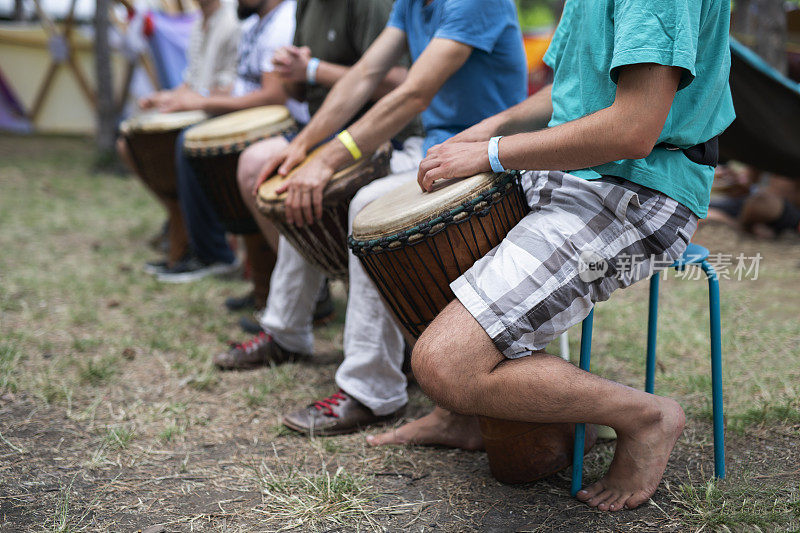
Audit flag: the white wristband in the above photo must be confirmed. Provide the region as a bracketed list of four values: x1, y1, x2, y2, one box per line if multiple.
[488, 136, 505, 173]
[306, 57, 320, 85]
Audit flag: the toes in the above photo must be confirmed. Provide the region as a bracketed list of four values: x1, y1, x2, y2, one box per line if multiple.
[624, 490, 653, 510]
[607, 493, 629, 512]
[576, 481, 605, 502]
[589, 489, 616, 510]
[366, 430, 402, 446]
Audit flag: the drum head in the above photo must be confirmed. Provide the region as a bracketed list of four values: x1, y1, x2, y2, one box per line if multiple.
[351, 172, 504, 241]
[120, 110, 207, 134]
[257, 144, 392, 214]
[183, 106, 293, 151]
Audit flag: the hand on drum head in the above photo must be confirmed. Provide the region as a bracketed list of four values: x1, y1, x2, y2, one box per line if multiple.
[253, 143, 308, 196]
[273, 46, 312, 83]
[274, 155, 333, 227]
[417, 141, 492, 192]
[158, 91, 205, 114]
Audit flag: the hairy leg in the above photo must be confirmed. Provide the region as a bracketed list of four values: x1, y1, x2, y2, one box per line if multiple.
[409, 300, 684, 511]
[237, 137, 288, 251]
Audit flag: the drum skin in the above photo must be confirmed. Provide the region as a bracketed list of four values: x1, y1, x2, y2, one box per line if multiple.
[183, 106, 295, 235]
[350, 173, 597, 484]
[256, 144, 392, 279]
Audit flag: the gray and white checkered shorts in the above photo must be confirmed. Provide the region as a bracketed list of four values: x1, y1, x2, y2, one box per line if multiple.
[451, 170, 698, 359]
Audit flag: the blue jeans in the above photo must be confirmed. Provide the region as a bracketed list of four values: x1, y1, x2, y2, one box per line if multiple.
[175, 130, 235, 265]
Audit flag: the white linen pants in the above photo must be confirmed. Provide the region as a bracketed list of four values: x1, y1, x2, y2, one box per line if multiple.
[260, 137, 423, 415]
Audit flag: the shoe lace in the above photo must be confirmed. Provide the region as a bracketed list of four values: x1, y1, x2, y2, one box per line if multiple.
[236, 331, 268, 352]
[312, 390, 347, 418]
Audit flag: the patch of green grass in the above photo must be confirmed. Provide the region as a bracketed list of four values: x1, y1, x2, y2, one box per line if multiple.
[0, 341, 22, 393]
[78, 356, 118, 385]
[241, 367, 297, 407]
[31, 370, 71, 405]
[254, 461, 376, 529]
[159, 422, 185, 443]
[188, 371, 218, 392]
[728, 398, 800, 435]
[669, 478, 800, 531]
[104, 426, 135, 449]
[71, 337, 102, 354]
[50, 479, 74, 533]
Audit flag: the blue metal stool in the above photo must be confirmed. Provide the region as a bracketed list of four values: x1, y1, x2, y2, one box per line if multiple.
[570, 243, 725, 496]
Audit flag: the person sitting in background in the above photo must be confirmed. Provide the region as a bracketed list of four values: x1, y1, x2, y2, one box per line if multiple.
[155, 0, 307, 284]
[215, 0, 527, 440]
[227, 0, 420, 332]
[707, 165, 800, 239]
[140, 0, 240, 110]
[117, 0, 240, 271]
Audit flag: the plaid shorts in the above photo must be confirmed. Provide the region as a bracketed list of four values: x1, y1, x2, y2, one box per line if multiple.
[451, 171, 698, 359]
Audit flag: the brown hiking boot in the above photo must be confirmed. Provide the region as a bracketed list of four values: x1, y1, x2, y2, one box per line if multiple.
[282, 390, 405, 436]
[213, 331, 304, 370]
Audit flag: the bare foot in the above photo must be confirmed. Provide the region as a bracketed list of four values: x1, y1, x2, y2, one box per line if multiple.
[576, 397, 685, 512]
[366, 407, 484, 450]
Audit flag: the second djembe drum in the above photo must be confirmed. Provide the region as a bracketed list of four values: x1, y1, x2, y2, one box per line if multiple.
[349, 171, 596, 484]
[183, 105, 295, 234]
[256, 144, 392, 279]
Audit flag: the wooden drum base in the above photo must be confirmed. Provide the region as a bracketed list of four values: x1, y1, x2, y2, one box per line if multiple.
[479, 417, 598, 484]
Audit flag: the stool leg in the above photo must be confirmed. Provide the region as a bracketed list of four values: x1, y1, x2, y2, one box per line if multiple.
[645, 273, 660, 394]
[559, 331, 570, 361]
[571, 309, 594, 497]
[702, 260, 725, 479]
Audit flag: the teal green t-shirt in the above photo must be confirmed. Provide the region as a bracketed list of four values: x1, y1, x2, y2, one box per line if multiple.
[543, 0, 736, 218]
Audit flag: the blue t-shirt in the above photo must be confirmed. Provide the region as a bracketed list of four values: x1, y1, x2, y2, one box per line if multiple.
[387, 0, 528, 154]
[543, 0, 735, 218]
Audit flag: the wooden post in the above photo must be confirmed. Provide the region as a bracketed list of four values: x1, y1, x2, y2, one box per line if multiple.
[94, 0, 116, 159]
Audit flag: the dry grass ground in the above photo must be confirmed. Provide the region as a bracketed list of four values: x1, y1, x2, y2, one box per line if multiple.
[1, 134, 799, 532]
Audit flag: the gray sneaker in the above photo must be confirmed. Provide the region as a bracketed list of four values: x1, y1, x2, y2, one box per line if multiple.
[157, 256, 240, 283]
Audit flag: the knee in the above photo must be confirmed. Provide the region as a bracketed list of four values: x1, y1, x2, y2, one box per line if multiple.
[411, 326, 477, 412]
[349, 185, 377, 220]
[237, 145, 261, 191]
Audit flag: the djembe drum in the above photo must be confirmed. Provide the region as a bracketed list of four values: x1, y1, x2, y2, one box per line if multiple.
[182, 105, 296, 235]
[349, 171, 596, 484]
[120, 110, 207, 263]
[256, 144, 392, 279]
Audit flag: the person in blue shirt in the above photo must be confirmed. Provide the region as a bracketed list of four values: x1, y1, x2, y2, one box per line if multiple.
[214, 0, 527, 436]
[383, 0, 735, 512]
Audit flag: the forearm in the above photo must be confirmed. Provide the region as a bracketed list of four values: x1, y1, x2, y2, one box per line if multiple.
[317, 86, 424, 171]
[499, 104, 654, 172]
[293, 61, 385, 150]
[314, 62, 405, 100]
[200, 86, 286, 114]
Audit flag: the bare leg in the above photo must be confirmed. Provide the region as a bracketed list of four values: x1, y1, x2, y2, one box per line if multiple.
[366, 406, 483, 450]
[404, 300, 684, 511]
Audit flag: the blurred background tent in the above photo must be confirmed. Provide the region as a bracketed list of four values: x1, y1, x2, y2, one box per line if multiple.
[0, 0, 195, 135]
[719, 38, 800, 179]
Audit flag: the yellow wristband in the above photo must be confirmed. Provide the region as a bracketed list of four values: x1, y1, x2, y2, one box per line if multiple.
[337, 130, 362, 161]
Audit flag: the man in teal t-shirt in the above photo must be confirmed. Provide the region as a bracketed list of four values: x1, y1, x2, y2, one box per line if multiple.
[376, 0, 734, 512]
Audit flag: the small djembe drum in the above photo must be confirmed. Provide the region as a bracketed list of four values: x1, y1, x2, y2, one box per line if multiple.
[120, 110, 207, 263]
[182, 105, 296, 235]
[256, 144, 392, 279]
[349, 171, 596, 484]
